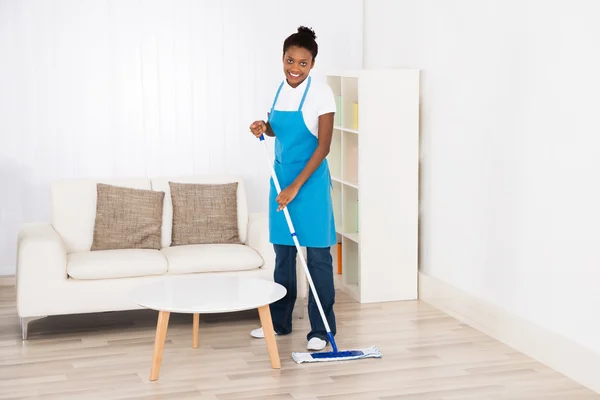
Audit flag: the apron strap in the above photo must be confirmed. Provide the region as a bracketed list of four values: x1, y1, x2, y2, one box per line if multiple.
[269, 81, 285, 115]
[298, 76, 312, 111]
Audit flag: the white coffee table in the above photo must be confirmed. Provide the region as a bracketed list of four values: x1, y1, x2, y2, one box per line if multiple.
[130, 274, 286, 381]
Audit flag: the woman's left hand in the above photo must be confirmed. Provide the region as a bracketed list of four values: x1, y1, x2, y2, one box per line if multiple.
[276, 185, 299, 211]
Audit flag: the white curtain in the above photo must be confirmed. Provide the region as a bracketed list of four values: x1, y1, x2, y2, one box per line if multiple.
[0, 0, 363, 275]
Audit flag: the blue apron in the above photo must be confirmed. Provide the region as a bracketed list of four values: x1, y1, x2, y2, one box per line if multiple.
[267, 76, 337, 248]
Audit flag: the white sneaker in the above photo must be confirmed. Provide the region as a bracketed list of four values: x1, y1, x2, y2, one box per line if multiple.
[250, 327, 278, 338]
[307, 337, 327, 351]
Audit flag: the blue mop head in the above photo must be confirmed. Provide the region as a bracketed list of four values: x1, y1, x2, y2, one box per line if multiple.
[292, 345, 382, 364]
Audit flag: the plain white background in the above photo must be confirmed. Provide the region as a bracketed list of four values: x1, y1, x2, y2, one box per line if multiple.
[0, 0, 363, 275]
[364, 0, 600, 355]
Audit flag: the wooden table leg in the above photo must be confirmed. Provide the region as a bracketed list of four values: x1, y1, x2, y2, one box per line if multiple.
[192, 313, 199, 349]
[257, 305, 281, 369]
[150, 311, 170, 381]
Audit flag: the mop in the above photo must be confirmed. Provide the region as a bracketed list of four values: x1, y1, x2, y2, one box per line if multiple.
[258, 134, 382, 364]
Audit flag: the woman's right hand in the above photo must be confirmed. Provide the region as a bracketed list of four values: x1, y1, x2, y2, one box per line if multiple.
[249, 120, 267, 138]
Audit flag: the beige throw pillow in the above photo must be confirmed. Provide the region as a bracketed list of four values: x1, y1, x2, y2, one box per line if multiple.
[169, 181, 241, 246]
[91, 183, 164, 251]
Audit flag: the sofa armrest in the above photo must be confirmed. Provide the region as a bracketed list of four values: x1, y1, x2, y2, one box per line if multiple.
[246, 212, 307, 300]
[17, 222, 68, 317]
[246, 212, 274, 272]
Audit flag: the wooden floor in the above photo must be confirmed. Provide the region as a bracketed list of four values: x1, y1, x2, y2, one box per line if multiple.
[1, 284, 598, 400]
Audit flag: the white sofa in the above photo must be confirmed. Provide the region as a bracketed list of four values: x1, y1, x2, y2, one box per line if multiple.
[16, 174, 306, 339]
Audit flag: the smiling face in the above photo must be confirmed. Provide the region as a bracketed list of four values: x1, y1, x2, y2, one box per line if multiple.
[282, 45, 315, 88]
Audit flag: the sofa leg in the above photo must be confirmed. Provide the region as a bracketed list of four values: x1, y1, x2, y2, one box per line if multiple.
[20, 316, 45, 340]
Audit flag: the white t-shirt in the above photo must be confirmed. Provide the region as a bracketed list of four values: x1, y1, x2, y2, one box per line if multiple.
[266, 76, 337, 138]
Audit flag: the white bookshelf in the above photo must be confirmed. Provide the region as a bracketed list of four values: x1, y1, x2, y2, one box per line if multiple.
[326, 69, 420, 303]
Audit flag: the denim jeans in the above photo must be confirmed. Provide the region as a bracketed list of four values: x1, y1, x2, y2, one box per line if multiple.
[269, 244, 337, 342]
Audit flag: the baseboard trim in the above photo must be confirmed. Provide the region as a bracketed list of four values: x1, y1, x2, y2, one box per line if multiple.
[418, 271, 600, 394]
[0, 275, 15, 286]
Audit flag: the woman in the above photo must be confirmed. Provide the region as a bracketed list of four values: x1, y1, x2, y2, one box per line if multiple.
[249, 26, 337, 351]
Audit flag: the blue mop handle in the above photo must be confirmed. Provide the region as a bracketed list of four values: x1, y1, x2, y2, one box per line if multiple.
[258, 134, 338, 352]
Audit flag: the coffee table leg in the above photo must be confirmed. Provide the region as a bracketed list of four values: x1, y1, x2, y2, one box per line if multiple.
[193, 313, 199, 349]
[257, 305, 281, 369]
[150, 311, 170, 381]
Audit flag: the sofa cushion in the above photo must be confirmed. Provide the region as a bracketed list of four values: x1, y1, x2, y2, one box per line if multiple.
[150, 175, 249, 248]
[51, 178, 152, 253]
[67, 249, 168, 280]
[161, 244, 263, 274]
[91, 183, 165, 251]
[168, 181, 241, 246]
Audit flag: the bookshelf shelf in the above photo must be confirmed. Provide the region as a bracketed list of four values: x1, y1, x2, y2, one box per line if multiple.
[342, 131, 358, 187]
[329, 128, 342, 179]
[326, 69, 420, 303]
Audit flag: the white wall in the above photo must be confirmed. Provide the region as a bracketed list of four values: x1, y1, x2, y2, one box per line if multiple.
[364, 0, 600, 355]
[0, 0, 363, 276]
